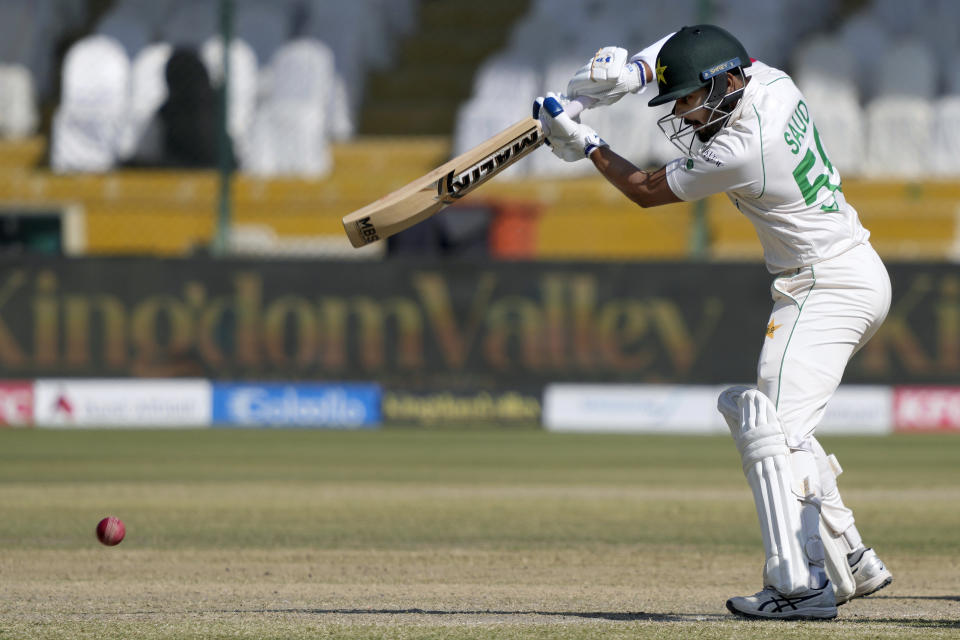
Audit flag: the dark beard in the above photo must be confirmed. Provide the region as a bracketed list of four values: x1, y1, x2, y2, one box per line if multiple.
[695, 112, 731, 142]
[693, 92, 742, 142]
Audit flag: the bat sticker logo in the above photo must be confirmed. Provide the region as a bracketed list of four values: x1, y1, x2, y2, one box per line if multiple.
[355, 216, 379, 243]
[436, 129, 540, 203]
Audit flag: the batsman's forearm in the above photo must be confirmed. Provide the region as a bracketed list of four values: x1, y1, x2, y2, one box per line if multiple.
[589, 147, 674, 208]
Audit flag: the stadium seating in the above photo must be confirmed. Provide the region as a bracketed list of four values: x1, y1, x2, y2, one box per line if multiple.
[863, 97, 934, 179]
[199, 35, 258, 145]
[242, 39, 335, 178]
[792, 35, 858, 99]
[800, 83, 866, 176]
[33, 0, 423, 174]
[931, 96, 960, 177]
[51, 35, 131, 173]
[0, 64, 38, 139]
[454, 0, 960, 180]
[3, 0, 960, 261]
[122, 42, 173, 162]
[873, 39, 938, 100]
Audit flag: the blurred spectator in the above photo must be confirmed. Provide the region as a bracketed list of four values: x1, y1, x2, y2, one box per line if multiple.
[127, 48, 233, 169]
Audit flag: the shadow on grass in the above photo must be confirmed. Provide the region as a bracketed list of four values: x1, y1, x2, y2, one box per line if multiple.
[234, 607, 960, 627]
[848, 619, 960, 629]
[869, 595, 960, 602]
[245, 609, 728, 622]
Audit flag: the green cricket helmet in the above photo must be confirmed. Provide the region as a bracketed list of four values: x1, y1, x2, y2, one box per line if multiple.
[648, 25, 752, 157]
[648, 25, 751, 107]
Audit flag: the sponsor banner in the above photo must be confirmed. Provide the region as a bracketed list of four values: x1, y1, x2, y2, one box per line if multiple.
[212, 383, 381, 428]
[544, 384, 727, 434]
[34, 379, 211, 428]
[1, 258, 958, 386]
[382, 388, 541, 427]
[0, 381, 34, 427]
[545, 384, 892, 435]
[817, 385, 892, 436]
[893, 386, 960, 432]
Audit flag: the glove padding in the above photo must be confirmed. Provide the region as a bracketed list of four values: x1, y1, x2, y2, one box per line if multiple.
[534, 92, 607, 162]
[566, 45, 644, 107]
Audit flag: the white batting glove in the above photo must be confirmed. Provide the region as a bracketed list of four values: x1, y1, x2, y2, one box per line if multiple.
[534, 92, 607, 161]
[566, 46, 645, 107]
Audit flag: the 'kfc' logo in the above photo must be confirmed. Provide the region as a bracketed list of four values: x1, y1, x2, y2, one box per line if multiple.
[0, 382, 34, 427]
[894, 387, 960, 432]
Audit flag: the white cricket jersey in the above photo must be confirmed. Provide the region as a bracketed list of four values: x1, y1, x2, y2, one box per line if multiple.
[664, 61, 870, 273]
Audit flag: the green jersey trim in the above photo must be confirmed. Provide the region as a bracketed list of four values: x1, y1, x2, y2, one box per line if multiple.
[753, 104, 767, 198]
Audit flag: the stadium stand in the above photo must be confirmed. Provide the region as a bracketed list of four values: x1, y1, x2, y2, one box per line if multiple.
[873, 39, 938, 100]
[51, 34, 130, 173]
[863, 97, 935, 179]
[931, 96, 960, 177]
[34, 0, 423, 174]
[0, 64, 38, 139]
[199, 35, 258, 145]
[1, 0, 959, 261]
[122, 42, 173, 162]
[242, 39, 335, 178]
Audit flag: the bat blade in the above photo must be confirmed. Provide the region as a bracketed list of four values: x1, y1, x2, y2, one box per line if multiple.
[342, 118, 543, 248]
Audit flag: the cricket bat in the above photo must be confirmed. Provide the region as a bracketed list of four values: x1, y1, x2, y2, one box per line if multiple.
[342, 98, 586, 248]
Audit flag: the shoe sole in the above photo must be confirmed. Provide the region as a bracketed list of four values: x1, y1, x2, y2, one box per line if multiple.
[854, 575, 893, 599]
[725, 600, 838, 621]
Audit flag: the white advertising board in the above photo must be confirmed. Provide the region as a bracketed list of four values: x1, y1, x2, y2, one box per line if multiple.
[544, 384, 728, 434]
[34, 379, 212, 428]
[544, 384, 892, 435]
[818, 385, 892, 435]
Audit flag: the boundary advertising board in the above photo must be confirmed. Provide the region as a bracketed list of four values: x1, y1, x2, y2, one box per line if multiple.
[212, 383, 381, 428]
[0, 258, 956, 387]
[33, 379, 211, 428]
[0, 381, 33, 427]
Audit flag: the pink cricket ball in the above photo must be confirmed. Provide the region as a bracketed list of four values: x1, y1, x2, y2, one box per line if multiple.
[96, 516, 126, 546]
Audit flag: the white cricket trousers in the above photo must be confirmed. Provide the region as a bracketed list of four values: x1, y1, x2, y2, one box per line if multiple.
[757, 241, 891, 535]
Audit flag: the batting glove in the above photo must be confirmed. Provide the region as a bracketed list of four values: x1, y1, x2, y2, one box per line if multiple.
[566, 46, 645, 108]
[534, 92, 607, 161]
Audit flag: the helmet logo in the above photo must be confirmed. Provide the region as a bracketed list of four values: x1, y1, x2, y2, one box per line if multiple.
[700, 57, 741, 81]
[655, 58, 668, 85]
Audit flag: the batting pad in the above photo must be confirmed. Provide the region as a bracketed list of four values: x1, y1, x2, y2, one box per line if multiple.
[813, 440, 857, 538]
[821, 519, 856, 601]
[718, 387, 817, 596]
[815, 450, 856, 601]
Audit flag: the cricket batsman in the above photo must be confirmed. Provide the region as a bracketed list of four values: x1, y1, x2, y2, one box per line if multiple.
[533, 25, 894, 620]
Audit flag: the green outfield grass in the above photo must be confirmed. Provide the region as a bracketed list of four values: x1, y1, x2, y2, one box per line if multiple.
[1, 429, 958, 639]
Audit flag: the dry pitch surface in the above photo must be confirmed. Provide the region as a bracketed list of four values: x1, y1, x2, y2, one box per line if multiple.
[1, 429, 958, 639]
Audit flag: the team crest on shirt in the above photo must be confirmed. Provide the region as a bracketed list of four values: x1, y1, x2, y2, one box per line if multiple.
[765, 319, 782, 338]
[701, 147, 723, 167]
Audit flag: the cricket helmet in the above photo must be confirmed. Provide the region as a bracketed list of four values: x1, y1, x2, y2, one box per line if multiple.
[649, 25, 752, 157]
[648, 25, 751, 107]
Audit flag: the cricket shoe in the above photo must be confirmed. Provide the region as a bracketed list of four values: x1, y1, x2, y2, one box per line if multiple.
[726, 580, 838, 621]
[846, 548, 893, 601]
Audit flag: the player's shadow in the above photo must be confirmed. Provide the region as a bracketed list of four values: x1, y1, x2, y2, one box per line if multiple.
[252, 608, 727, 622]
[244, 606, 960, 627]
[870, 595, 960, 602]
